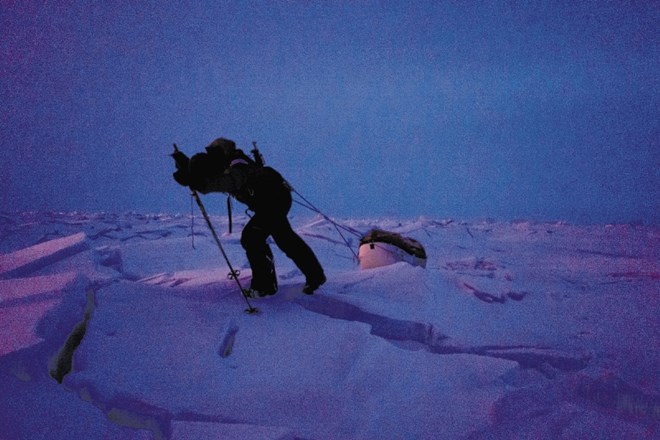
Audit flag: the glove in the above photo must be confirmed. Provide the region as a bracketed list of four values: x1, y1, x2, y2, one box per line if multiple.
[188, 152, 212, 192]
[171, 151, 190, 187]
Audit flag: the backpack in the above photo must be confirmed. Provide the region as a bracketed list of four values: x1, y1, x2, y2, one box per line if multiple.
[226, 147, 290, 213]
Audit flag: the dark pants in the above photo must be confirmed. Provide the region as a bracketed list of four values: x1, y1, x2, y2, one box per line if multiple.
[240, 192, 324, 291]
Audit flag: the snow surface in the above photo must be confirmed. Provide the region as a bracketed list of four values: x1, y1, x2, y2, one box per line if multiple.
[0, 211, 658, 439]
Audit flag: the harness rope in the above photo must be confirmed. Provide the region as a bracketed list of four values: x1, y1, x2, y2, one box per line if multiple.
[289, 187, 361, 261]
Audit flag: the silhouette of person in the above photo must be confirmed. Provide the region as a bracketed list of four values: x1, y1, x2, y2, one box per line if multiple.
[172, 138, 326, 296]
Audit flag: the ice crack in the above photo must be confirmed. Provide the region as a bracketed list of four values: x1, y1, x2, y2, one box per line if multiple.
[49, 289, 96, 383]
[219, 322, 239, 358]
[297, 295, 589, 376]
[296, 295, 444, 348]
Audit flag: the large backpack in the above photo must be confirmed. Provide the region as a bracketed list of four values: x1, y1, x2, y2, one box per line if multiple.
[231, 161, 289, 210]
[209, 143, 288, 212]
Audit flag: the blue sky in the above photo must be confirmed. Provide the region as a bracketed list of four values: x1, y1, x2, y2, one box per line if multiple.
[2, 1, 658, 223]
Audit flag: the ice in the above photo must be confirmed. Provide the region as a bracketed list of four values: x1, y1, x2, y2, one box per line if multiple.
[0, 232, 88, 279]
[0, 212, 658, 439]
[0, 272, 83, 356]
[62, 280, 515, 439]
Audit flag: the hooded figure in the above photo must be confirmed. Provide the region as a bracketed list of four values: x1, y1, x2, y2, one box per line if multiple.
[172, 138, 326, 297]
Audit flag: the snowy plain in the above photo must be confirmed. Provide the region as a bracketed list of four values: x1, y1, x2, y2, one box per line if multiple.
[0, 210, 658, 439]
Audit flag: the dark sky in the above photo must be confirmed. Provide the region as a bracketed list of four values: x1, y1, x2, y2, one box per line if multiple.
[2, 1, 658, 223]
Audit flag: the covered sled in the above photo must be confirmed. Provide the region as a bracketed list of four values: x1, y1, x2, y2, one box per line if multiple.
[358, 229, 427, 270]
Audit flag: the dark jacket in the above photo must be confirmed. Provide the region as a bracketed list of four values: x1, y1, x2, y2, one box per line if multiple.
[191, 149, 290, 212]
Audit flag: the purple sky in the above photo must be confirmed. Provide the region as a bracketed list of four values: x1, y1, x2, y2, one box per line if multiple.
[2, 1, 658, 223]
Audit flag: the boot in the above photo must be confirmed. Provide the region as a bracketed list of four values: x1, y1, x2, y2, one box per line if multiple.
[302, 273, 326, 295]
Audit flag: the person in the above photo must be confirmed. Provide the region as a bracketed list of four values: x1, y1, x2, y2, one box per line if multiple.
[171, 137, 326, 297]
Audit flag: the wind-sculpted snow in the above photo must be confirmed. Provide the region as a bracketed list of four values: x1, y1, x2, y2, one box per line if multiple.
[0, 212, 658, 439]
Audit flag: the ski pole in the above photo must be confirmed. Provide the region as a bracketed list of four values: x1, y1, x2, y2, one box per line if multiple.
[173, 144, 259, 314]
[227, 196, 233, 234]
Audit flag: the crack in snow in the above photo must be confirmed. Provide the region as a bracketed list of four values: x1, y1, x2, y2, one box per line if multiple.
[49, 289, 96, 383]
[74, 385, 172, 440]
[296, 295, 590, 376]
[295, 294, 443, 348]
[219, 321, 239, 358]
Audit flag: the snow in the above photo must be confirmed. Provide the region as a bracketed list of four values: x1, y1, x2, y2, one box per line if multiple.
[0, 211, 658, 439]
[0, 271, 83, 356]
[0, 232, 88, 279]
[170, 421, 294, 440]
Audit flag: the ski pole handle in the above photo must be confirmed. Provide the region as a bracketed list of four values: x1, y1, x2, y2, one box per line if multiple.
[251, 141, 265, 166]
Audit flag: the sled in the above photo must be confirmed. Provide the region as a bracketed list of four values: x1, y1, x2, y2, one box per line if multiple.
[358, 229, 427, 270]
